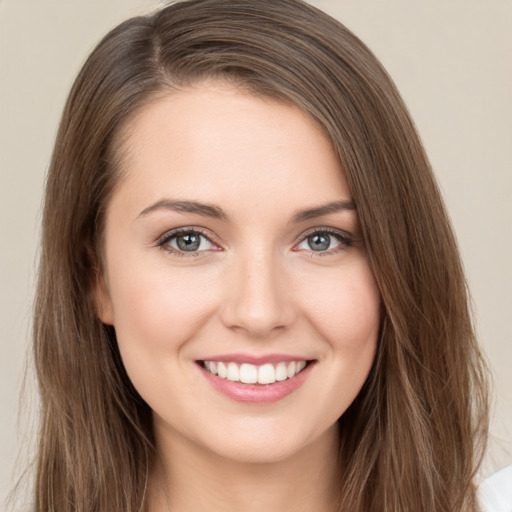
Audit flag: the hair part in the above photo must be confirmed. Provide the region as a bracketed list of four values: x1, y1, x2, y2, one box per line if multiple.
[33, 1, 488, 511]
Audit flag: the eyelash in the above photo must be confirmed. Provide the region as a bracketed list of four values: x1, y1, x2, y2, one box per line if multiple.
[156, 227, 355, 258]
[156, 227, 219, 258]
[293, 228, 355, 257]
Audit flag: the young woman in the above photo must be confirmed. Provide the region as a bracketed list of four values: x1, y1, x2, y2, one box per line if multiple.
[31, 0, 496, 510]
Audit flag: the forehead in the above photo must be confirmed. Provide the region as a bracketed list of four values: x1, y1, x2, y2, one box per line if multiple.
[107, 81, 351, 218]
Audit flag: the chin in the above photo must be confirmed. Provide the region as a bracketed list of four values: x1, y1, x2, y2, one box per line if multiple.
[211, 439, 302, 465]
[194, 418, 338, 466]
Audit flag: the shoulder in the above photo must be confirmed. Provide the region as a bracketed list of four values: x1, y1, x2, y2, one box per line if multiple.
[478, 466, 512, 512]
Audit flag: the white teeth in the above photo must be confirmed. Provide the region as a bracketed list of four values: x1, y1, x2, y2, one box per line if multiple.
[226, 362, 239, 382]
[257, 363, 275, 384]
[240, 363, 258, 384]
[286, 361, 296, 378]
[202, 360, 309, 384]
[217, 361, 227, 379]
[275, 362, 288, 381]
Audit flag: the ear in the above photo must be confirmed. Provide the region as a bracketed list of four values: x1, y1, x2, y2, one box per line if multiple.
[93, 267, 115, 326]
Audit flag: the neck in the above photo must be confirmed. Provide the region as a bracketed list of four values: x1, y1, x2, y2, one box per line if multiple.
[147, 423, 340, 512]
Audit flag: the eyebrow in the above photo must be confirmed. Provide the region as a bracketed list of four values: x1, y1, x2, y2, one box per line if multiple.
[290, 199, 356, 223]
[137, 198, 355, 222]
[138, 199, 228, 220]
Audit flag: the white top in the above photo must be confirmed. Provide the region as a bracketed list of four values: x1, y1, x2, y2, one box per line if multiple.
[479, 466, 512, 512]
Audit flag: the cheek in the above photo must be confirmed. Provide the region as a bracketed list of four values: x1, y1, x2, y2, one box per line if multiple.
[300, 261, 381, 351]
[104, 254, 224, 411]
[296, 260, 380, 418]
[106, 251, 220, 357]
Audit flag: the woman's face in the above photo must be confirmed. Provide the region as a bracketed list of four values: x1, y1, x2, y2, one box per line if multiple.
[96, 82, 381, 464]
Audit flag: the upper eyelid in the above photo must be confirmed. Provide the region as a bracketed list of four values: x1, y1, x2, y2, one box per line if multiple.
[293, 226, 354, 243]
[156, 226, 221, 247]
[292, 228, 356, 257]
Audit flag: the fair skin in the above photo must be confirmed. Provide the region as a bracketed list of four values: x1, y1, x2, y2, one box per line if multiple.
[96, 81, 381, 512]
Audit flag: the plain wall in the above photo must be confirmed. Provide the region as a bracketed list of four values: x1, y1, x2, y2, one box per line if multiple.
[1, 0, 511, 506]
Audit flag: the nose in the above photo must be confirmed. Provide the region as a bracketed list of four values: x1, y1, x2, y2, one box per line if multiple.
[220, 249, 296, 338]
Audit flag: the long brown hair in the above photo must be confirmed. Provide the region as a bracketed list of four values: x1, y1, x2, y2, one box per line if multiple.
[33, 0, 489, 510]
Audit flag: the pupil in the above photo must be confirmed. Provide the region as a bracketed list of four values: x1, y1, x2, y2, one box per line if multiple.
[177, 233, 200, 251]
[308, 234, 330, 251]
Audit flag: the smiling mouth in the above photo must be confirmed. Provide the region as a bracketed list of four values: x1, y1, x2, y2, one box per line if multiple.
[199, 360, 312, 385]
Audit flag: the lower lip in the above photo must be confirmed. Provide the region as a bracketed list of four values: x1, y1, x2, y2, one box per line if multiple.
[198, 362, 315, 403]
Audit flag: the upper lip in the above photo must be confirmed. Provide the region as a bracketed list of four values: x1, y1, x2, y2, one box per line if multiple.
[197, 353, 313, 365]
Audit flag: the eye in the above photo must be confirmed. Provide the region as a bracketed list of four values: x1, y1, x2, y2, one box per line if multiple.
[294, 229, 353, 254]
[157, 228, 218, 256]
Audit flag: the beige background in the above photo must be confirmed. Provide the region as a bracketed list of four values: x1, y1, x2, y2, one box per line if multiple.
[1, 0, 511, 506]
